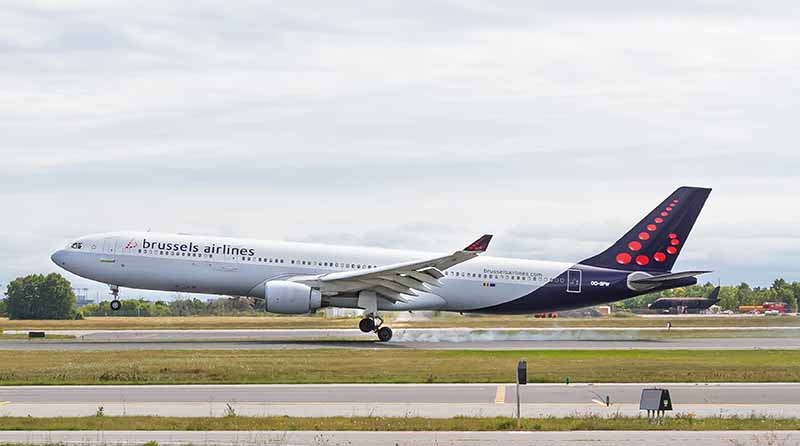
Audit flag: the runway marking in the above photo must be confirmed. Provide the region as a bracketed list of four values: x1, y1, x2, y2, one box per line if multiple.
[0, 402, 9, 407]
[495, 385, 505, 404]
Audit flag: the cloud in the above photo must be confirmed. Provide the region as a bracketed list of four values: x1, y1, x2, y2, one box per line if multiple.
[1, 0, 799, 295]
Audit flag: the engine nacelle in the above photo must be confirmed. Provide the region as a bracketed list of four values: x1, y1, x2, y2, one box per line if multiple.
[265, 280, 322, 314]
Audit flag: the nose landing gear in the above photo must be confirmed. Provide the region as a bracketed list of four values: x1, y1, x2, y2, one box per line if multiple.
[359, 314, 393, 342]
[109, 285, 121, 311]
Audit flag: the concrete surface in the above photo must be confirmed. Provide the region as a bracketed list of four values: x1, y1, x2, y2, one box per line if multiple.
[3, 328, 800, 350]
[2, 383, 800, 418]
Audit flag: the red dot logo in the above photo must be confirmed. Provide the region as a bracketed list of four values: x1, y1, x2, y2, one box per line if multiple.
[670, 239, 680, 246]
[654, 217, 664, 223]
[635, 255, 650, 266]
[628, 241, 642, 251]
[638, 232, 650, 240]
[668, 233, 678, 239]
[616, 253, 632, 264]
[653, 252, 666, 262]
[666, 246, 678, 255]
[646, 224, 657, 231]
[673, 199, 679, 203]
[660, 212, 669, 217]
[666, 207, 673, 211]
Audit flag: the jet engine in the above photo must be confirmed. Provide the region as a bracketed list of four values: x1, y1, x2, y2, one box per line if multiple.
[265, 280, 322, 314]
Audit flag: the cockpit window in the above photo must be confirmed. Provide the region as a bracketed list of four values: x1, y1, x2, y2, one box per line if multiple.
[70, 242, 83, 250]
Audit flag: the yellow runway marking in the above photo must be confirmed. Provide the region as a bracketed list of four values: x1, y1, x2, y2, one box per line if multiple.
[495, 385, 506, 404]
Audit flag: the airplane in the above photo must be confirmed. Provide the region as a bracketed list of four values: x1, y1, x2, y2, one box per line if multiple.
[51, 186, 711, 341]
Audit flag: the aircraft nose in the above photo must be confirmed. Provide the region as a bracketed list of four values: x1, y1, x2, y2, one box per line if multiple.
[51, 249, 66, 266]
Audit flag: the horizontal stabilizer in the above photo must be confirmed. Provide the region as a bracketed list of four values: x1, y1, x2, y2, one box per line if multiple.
[630, 270, 712, 285]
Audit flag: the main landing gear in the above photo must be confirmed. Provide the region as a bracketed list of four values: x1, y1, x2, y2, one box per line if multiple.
[359, 314, 393, 342]
[109, 285, 121, 311]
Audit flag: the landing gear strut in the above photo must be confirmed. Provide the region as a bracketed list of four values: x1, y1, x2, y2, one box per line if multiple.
[109, 285, 121, 311]
[359, 314, 392, 342]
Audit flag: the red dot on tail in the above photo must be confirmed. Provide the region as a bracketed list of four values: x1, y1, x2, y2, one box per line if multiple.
[638, 232, 650, 241]
[628, 241, 642, 251]
[635, 255, 650, 266]
[668, 233, 678, 239]
[666, 207, 673, 211]
[654, 217, 663, 223]
[647, 224, 657, 231]
[670, 239, 680, 246]
[661, 212, 669, 217]
[667, 246, 678, 255]
[654, 252, 666, 262]
[673, 199, 679, 203]
[616, 253, 632, 264]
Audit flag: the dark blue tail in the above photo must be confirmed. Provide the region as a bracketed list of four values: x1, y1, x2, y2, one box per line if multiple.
[580, 186, 711, 272]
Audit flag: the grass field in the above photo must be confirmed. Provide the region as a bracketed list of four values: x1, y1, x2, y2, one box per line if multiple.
[0, 349, 797, 384]
[0, 415, 798, 431]
[1, 315, 798, 330]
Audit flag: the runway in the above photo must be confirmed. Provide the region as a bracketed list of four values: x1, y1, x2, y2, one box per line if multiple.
[3, 328, 799, 350]
[0, 430, 795, 446]
[2, 383, 800, 418]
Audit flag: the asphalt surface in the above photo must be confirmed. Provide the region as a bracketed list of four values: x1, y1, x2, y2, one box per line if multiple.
[3, 328, 800, 350]
[2, 383, 800, 418]
[0, 431, 795, 446]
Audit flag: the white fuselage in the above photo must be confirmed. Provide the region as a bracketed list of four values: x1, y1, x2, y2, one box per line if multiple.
[51, 231, 573, 312]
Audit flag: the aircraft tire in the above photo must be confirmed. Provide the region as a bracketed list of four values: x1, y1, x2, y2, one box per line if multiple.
[110, 300, 121, 311]
[359, 318, 375, 333]
[377, 326, 393, 342]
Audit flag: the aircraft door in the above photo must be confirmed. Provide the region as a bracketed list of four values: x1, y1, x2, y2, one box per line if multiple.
[567, 269, 582, 293]
[100, 237, 118, 263]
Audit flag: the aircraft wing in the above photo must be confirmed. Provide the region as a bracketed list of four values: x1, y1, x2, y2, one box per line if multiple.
[303, 234, 492, 303]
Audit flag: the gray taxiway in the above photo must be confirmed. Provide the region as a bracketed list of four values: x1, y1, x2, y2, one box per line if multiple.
[2, 383, 800, 418]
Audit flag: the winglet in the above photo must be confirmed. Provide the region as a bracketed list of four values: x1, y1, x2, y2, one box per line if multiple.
[464, 234, 493, 252]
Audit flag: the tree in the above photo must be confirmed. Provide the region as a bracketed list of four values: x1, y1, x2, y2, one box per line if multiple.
[5, 273, 76, 320]
[0, 298, 7, 317]
[717, 287, 739, 311]
[735, 283, 755, 306]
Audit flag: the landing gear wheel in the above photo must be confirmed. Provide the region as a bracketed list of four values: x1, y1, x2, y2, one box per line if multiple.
[377, 326, 393, 342]
[108, 285, 121, 311]
[359, 318, 376, 333]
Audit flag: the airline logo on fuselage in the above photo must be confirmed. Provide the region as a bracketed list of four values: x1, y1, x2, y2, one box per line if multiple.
[140, 238, 256, 257]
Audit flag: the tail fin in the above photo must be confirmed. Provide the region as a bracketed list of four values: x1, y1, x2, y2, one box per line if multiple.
[707, 286, 721, 303]
[580, 186, 711, 272]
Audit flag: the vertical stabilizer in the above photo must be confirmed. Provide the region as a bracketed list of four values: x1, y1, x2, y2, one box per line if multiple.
[580, 187, 711, 272]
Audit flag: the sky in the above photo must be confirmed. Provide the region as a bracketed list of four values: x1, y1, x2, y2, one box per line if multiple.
[2, 0, 800, 299]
